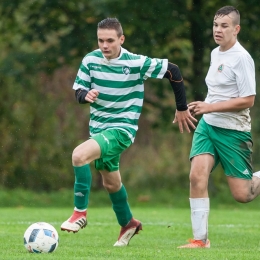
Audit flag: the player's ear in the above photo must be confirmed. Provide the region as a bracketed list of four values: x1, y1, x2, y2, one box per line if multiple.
[120, 35, 125, 45]
[234, 24, 240, 36]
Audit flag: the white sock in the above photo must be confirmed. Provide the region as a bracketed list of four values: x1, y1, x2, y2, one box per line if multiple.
[190, 198, 210, 242]
[253, 171, 260, 179]
[74, 207, 87, 212]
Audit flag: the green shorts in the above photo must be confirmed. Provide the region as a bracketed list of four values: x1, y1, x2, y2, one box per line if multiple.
[90, 129, 132, 172]
[190, 117, 253, 179]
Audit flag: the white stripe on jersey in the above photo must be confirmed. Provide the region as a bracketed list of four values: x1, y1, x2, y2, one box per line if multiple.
[92, 71, 140, 81]
[90, 108, 140, 120]
[96, 98, 143, 108]
[78, 69, 90, 81]
[73, 83, 89, 91]
[94, 84, 144, 95]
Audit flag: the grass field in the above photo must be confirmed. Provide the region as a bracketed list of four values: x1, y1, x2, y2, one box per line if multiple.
[1, 207, 260, 260]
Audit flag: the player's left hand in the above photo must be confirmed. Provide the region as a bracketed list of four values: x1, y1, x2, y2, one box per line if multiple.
[188, 101, 211, 115]
[173, 109, 197, 133]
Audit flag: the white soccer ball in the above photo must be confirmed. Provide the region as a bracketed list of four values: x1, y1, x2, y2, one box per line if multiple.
[24, 222, 59, 253]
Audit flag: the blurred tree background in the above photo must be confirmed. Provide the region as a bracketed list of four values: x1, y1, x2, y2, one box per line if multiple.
[1, 0, 260, 197]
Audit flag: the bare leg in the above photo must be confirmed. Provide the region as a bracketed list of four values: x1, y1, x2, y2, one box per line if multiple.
[189, 154, 214, 241]
[227, 173, 260, 203]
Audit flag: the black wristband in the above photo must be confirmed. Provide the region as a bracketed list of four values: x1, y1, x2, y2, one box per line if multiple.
[75, 89, 89, 104]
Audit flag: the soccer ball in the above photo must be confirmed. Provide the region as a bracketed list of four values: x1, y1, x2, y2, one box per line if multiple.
[24, 222, 59, 253]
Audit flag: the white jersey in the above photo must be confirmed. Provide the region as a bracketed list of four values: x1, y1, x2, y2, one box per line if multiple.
[203, 41, 255, 132]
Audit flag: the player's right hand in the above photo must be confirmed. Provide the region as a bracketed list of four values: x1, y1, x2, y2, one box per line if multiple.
[85, 89, 99, 103]
[173, 109, 197, 133]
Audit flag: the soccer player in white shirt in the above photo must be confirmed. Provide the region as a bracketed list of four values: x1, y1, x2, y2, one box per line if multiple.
[178, 6, 260, 248]
[60, 17, 197, 247]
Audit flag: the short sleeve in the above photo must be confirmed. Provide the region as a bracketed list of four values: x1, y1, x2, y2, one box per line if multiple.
[72, 59, 91, 91]
[233, 53, 256, 97]
[140, 57, 168, 80]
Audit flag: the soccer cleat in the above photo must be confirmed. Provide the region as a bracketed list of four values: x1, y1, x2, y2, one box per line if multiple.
[177, 239, 210, 248]
[60, 210, 87, 233]
[113, 218, 142, 246]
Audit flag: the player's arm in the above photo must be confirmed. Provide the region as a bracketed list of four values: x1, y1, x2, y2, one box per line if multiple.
[163, 62, 197, 133]
[189, 96, 255, 116]
[163, 62, 188, 111]
[75, 89, 99, 104]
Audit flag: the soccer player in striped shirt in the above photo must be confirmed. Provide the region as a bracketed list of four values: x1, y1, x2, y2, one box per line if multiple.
[61, 17, 197, 246]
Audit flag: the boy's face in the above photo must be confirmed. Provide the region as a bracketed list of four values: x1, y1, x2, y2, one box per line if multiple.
[97, 29, 125, 60]
[213, 14, 240, 51]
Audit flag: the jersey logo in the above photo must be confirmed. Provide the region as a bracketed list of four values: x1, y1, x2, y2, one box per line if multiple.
[218, 64, 224, 72]
[90, 65, 102, 70]
[122, 66, 131, 75]
[242, 169, 250, 175]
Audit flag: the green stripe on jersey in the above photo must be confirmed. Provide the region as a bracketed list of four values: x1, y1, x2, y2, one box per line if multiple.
[79, 64, 90, 75]
[75, 76, 90, 88]
[86, 50, 103, 58]
[140, 58, 152, 78]
[151, 59, 164, 78]
[93, 78, 141, 89]
[88, 63, 141, 74]
[98, 91, 144, 102]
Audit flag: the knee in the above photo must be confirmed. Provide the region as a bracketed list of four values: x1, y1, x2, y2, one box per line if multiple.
[72, 148, 85, 166]
[190, 172, 208, 188]
[103, 180, 121, 193]
[232, 192, 250, 203]
[189, 172, 199, 184]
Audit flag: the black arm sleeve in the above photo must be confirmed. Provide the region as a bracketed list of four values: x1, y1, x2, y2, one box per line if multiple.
[163, 62, 188, 111]
[75, 89, 89, 104]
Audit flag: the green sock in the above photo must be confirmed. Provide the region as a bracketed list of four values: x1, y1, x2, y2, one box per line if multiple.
[73, 164, 92, 210]
[109, 184, 132, 227]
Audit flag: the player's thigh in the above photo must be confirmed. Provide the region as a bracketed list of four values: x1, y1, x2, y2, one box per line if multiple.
[190, 154, 214, 179]
[91, 129, 131, 158]
[92, 129, 131, 172]
[190, 118, 219, 175]
[215, 129, 253, 179]
[72, 139, 101, 165]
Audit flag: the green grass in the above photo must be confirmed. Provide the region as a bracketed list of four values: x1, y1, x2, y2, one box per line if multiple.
[2, 207, 260, 259]
[2, 187, 260, 209]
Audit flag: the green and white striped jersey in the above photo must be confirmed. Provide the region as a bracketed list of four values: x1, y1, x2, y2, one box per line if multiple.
[73, 47, 168, 142]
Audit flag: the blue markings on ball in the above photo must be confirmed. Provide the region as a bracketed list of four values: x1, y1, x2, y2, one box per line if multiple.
[29, 229, 40, 242]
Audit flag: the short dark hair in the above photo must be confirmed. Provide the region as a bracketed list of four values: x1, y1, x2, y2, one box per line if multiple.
[215, 6, 240, 25]
[97, 18, 123, 37]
